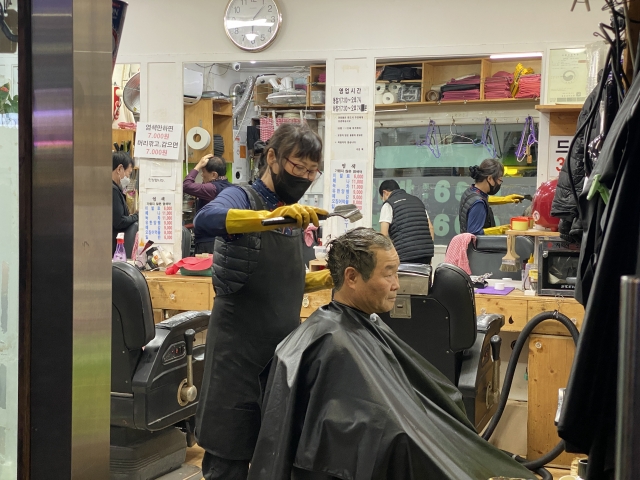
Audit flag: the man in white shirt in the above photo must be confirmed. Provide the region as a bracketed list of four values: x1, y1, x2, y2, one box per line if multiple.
[379, 180, 435, 265]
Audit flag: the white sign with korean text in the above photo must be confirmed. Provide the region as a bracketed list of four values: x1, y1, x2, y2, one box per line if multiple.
[135, 123, 183, 160]
[330, 161, 366, 212]
[331, 86, 369, 114]
[331, 114, 368, 161]
[140, 193, 175, 243]
[139, 160, 176, 190]
[547, 136, 573, 179]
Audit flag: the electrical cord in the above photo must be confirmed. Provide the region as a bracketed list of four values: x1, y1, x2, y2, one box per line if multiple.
[481, 311, 579, 478]
[0, 2, 17, 43]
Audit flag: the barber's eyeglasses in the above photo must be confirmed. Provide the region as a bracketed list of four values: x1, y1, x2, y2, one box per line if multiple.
[284, 157, 322, 181]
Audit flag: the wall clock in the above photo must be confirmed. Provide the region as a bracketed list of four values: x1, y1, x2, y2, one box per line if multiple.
[224, 0, 282, 52]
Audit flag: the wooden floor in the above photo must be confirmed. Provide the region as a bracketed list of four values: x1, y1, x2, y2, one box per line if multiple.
[185, 445, 571, 479]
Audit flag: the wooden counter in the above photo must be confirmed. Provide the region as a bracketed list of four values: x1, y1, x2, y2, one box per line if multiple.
[143, 271, 583, 466]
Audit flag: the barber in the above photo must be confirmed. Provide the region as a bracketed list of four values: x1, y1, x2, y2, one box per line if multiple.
[112, 151, 138, 254]
[193, 123, 333, 480]
[183, 154, 232, 253]
[378, 179, 434, 265]
[459, 159, 523, 235]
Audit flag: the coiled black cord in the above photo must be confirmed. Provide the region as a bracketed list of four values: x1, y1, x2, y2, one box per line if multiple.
[481, 311, 580, 478]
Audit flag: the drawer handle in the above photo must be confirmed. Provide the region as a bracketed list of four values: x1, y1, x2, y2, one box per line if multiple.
[481, 308, 487, 315]
[302, 295, 310, 308]
[170, 293, 176, 301]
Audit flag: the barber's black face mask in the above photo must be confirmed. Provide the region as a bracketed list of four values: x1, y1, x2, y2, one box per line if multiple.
[271, 168, 312, 204]
[488, 179, 501, 195]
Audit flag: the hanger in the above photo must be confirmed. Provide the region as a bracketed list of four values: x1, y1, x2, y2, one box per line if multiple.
[515, 116, 537, 163]
[478, 118, 497, 158]
[420, 119, 441, 158]
[442, 118, 474, 145]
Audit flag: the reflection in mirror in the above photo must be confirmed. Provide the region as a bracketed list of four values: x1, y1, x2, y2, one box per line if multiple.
[0, 0, 18, 476]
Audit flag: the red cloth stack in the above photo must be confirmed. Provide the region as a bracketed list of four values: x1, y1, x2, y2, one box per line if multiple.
[318, 73, 326, 83]
[484, 71, 513, 99]
[515, 74, 541, 99]
[441, 74, 481, 101]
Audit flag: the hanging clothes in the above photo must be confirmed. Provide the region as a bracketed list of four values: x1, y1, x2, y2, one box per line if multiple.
[558, 68, 640, 479]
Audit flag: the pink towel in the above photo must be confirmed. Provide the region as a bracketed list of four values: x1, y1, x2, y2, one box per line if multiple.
[444, 233, 476, 275]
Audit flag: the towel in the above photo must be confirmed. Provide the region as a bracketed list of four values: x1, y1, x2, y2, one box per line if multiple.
[444, 233, 476, 275]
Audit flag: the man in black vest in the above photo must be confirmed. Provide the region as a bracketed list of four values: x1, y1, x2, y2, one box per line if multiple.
[379, 180, 434, 265]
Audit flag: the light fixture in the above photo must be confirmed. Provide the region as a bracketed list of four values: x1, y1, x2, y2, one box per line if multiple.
[250, 61, 257, 64]
[489, 52, 543, 60]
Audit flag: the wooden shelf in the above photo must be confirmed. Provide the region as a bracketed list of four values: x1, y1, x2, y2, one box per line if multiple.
[375, 98, 539, 109]
[506, 229, 560, 237]
[536, 104, 584, 113]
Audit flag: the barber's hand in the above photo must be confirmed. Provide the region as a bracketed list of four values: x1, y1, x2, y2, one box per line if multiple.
[226, 205, 328, 234]
[483, 225, 510, 235]
[196, 154, 213, 171]
[488, 194, 525, 205]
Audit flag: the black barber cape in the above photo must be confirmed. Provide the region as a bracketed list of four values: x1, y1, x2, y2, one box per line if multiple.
[248, 301, 533, 480]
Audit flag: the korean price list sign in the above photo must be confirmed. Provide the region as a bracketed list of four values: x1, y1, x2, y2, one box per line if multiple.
[330, 161, 366, 211]
[331, 86, 369, 114]
[135, 123, 183, 160]
[141, 194, 174, 243]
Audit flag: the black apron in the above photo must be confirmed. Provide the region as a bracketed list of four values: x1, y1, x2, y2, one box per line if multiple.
[195, 199, 305, 461]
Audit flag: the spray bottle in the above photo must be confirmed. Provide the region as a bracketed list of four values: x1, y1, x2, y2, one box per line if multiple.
[112, 233, 127, 262]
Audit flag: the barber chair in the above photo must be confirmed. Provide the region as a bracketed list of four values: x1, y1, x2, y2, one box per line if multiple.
[379, 263, 503, 432]
[111, 262, 209, 480]
[467, 235, 535, 281]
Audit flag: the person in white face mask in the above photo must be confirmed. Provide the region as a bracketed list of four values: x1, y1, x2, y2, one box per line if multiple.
[112, 151, 138, 255]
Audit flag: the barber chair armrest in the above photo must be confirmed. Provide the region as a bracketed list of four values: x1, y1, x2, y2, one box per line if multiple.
[476, 313, 505, 333]
[131, 310, 210, 431]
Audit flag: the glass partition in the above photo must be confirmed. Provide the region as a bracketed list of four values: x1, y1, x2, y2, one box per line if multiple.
[373, 122, 538, 245]
[0, 0, 19, 474]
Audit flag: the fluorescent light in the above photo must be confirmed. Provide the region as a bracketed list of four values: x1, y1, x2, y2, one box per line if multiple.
[250, 61, 257, 64]
[489, 52, 543, 60]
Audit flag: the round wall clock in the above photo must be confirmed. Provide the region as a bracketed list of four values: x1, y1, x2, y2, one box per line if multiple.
[223, 0, 282, 52]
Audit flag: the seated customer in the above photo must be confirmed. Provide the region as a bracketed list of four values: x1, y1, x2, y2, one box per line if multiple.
[183, 154, 232, 254]
[249, 228, 532, 480]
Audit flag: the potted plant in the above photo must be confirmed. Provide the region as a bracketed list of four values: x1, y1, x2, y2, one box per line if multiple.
[0, 82, 18, 125]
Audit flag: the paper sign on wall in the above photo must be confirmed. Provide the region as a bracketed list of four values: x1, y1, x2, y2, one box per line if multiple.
[140, 160, 176, 190]
[140, 193, 175, 243]
[331, 86, 369, 114]
[331, 114, 368, 161]
[330, 161, 366, 212]
[135, 123, 183, 160]
[547, 136, 573, 179]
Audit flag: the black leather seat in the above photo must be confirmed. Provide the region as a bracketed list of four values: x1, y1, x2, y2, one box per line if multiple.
[123, 221, 138, 259]
[111, 262, 209, 479]
[380, 263, 503, 431]
[467, 235, 535, 280]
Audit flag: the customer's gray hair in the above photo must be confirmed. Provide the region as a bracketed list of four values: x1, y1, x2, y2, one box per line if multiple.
[326, 227, 394, 290]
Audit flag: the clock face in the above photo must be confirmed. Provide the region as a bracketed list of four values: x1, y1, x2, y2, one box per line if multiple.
[224, 0, 282, 52]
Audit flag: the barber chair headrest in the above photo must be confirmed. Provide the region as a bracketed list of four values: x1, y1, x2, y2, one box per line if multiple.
[397, 263, 432, 296]
[112, 262, 155, 350]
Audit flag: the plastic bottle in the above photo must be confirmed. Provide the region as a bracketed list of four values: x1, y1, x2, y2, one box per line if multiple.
[113, 233, 127, 262]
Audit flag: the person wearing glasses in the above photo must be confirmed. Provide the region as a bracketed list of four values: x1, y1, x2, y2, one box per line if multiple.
[193, 123, 332, 480]
[459, 159, 523, 235]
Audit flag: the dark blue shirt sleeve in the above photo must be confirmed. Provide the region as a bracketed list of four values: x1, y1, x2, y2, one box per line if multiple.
[466, 200, 488, 235]
[194, 186, 250, 240]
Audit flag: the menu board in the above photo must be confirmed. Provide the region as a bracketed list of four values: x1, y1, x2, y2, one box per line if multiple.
[140, 193, 174, 243]
[330, 161, 366, 211]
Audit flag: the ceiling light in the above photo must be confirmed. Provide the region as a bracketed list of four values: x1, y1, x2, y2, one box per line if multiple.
[250, 61, 256, 64]
[489, 52, 543, 60]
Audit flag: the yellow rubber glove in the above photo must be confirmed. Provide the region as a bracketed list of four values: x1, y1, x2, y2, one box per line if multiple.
[304, 269, 334, 293]
[226, 205, 328, 234]
[488, 194, 525, 205]
[483, 225, 510, 235]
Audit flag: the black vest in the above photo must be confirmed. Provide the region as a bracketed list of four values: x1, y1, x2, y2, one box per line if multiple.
[384, 189, 434, 262]
[195, 178, 232, 213]
[458, 187, 495, 234]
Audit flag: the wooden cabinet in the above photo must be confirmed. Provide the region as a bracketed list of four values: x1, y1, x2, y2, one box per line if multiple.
[253, 64, 326, 110]
[184, 98, 233, 164]
[112, 129, 135, 157]
[376, 56, 542, 107]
